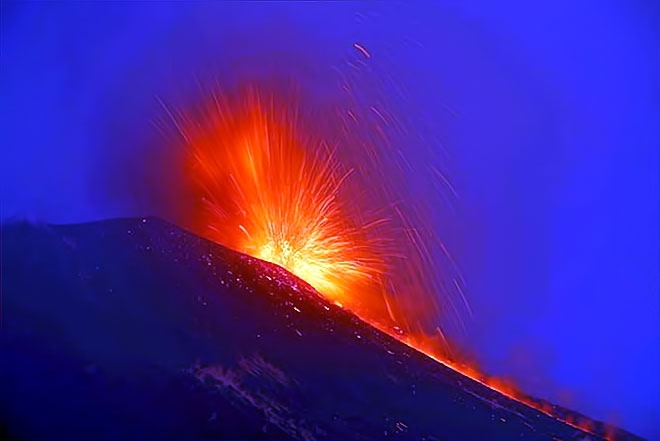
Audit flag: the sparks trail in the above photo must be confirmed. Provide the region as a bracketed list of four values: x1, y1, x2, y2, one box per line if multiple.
[171, 85, 621, 441]
[178, 86, 399, 326]
[173, 84, 457, 353]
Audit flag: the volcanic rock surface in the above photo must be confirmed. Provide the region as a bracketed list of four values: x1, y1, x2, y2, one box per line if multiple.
[0, 217, 645, 441]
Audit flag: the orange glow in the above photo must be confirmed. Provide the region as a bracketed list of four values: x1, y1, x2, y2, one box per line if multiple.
[180, 87, 392, 314]
[176, 85, 617, 441]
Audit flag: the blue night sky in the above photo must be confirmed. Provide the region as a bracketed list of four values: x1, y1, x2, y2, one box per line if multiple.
[1, 2, 658, 439]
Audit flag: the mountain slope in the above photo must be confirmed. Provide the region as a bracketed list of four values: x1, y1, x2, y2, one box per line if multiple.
[0, 217, 643, 440]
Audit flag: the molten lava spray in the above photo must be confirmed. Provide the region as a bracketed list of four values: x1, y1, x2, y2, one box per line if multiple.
[176, 85, 446, 348]
[182, 88, 387, 308]
[169, 84, 619, 441]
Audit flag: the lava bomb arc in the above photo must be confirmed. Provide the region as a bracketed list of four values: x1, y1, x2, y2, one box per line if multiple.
[161, 81, 629, 441]
[174, 84, 457, 353]
[180, 87, 389, 310]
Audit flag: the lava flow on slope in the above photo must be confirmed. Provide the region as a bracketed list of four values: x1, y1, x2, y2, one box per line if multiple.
[0, 217, 645, 440]
[162, 85, 635, 441]
[175, 85, 452, 354]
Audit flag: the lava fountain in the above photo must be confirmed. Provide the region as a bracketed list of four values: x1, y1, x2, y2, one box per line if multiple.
[173, 85, 450, 351]
[165, 84, 619, 441]
[181, 87, 388, 309]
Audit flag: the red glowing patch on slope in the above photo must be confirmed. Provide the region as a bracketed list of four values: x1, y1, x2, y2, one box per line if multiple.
[184, 89, 381, 303]
[174, 85, 621, 441]
[179, 88, 396, 323]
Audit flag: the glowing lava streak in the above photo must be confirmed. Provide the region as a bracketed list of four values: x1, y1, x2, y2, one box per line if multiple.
[181, 87, 390, 311]
[174, 86, 618, 441]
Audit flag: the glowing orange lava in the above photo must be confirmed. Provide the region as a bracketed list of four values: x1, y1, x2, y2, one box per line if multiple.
[174, 85, 618, 441]
[176, 85, 517, 402]
[180, 87, 395, 320]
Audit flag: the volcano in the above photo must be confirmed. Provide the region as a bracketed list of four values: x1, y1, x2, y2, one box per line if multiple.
[0, 217, 645, 441]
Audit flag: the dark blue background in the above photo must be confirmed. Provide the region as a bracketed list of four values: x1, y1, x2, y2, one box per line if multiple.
[1, 2, 658, 439]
